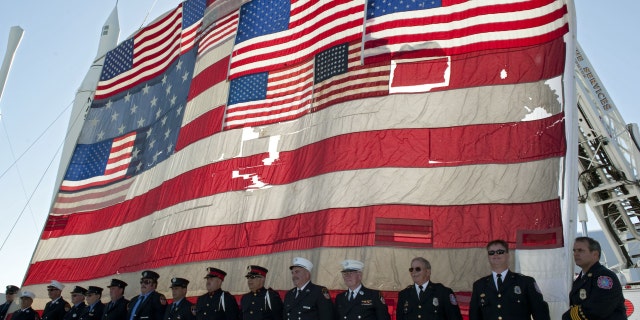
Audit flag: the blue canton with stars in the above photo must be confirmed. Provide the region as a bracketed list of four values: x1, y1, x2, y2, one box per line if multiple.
[68, 49, 197, 181]
[228, 72, 269, 105]
[183, 0, 207, 28]
[367, 0, 442, 18]
[314, 43, 349, 84]
[101, 38, 134, 81]
[235, 0, 291, 44]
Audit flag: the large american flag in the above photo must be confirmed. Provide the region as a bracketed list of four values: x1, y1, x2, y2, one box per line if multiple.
[25, 0, 574, 318]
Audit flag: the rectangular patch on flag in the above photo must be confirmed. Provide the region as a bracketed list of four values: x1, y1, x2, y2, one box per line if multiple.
[517, 227, 562, 249]
[375, 217, 433, 248]
[390, 57, 450, 93]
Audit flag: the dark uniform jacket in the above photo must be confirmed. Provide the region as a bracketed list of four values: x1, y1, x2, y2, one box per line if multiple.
[396, 282, 462, 320]
[11, 308, 40, 320]
[103, 297, 130, 320]
[42, 298, 71, 320]
[163, 299, 195, 320]
[240, 287, 283, 320]
[80, 302, 105, 320]
[195, 289, 240, 320]
[127, 291, 167, 320]
[562, 262, 627, 320]
[63, 303, 87, 320]
[469, 271, 549, 320]
[283, 282, 333, 320]
[335, 286, 390, 320]
[1, 301, 18, 320]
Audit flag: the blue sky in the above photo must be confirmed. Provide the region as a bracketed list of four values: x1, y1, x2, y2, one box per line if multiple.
[0, 1, 638, 292]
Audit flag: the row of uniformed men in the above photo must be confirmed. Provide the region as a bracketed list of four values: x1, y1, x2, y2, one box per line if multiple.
[2, 237, 627, 320]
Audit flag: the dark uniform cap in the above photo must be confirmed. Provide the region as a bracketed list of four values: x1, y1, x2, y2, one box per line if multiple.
[245, 265, 268, 277]
[141, 270, 160, 281]
[107, 279, 128, 288]
[70, 286, 88, 295]
[86, 286, 103, 295]
[170, 277, 190, 288]
[6, 285, 20, 294]
[204, 267, 227, 280]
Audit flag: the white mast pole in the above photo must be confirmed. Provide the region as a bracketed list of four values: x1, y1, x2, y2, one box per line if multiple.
[0, 26, 24, 113]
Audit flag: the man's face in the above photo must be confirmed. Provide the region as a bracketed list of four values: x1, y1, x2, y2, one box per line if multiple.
[47, 288, 61, 300]
[487, 243, 510, 271]
[85, 293, 100, 306]
[573, 240, 599, 269]
[205, 277, 222, 293]
[290, 267, 311, 288]
[246, 275, 265, 292]
[19, 297, 33, 309]
[109, 286, 124, 301]
[171, 286, 187, 301]
[140, 279, 156, 295]
[71, 293, 85, 305]
[5, 293, 16, 302]
[410, 260, 431, 284]
[341, 271, 362, 290]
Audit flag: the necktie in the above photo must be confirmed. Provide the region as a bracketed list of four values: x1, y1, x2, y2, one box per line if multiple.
[129, 295, 146, 320]
[497, 274, 503, 291]
[295, 289, 300, 299]
[418, 285, 424, 301]
[349, 291, 355, 301]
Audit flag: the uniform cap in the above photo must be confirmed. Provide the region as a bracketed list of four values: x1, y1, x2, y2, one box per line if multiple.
[245, 265, 268, 277]
[20, 291, 35, 299]
[170, 277, 190, 288]
[6, 285, 19, 294]
[289, 257, 313, 271]
[70, 286, 88, 295]
[86, 286, 103, 295]
[47, 280, 65, 290]
[341, 260, 364, 272]
[107, 279, 128, 288]
[204, 267, 227, 280]
[141, 270, 160, 281]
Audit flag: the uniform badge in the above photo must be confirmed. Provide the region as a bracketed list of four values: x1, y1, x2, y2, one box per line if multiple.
[449, 294, 458, 306]
[361, 300, 372, 306]
[379, 296, 386, 305]
[514, 286, 521, 294]
[587, 273, 592, 277]
[72, 314, 77, 318]
[579, 289, 587, 300]
[160, 294, 167, 305]
[322, 288, 331, 300]
[403, 300, 409, 313]
[432, 298, 439, 307]
[597, 276, 614, 289]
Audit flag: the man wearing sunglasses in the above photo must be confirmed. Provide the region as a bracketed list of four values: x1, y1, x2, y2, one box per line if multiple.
[127, 270, 167, 320]
[562, 236, 626, 320]
[1, 285, 20, 320]
[42, 280, 71, 320]
[469, 239, 550, 320]
[240, 265, 283, 320]
[396, 257, 462, 320]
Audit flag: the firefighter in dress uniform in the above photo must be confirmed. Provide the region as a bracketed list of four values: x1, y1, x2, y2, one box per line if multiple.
[282, 257, 333, 320]
[240, 265, 283, 320]
[42, 280, 71, 320]
[102, 279, 129, 320]
[469, 239, 550, 320]
[127, 270, 168, 320]
[10, 292, 40, 320]
[194, 268, 239, 320]
[80, 287, 105, 320]
[562, 237, 627, 320]
[164, 278, 195, 320]
[63, 286, 87, 320]
[334, 260, 390, 320]
[1, 285, 20, 320]
[396, 257, 462, 320]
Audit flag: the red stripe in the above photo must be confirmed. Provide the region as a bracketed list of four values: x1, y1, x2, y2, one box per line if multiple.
[43, 113, 565, 238]
[175, 106, 225, 151]
[25, 199, 561, 284]
[186, 55, 230, 102]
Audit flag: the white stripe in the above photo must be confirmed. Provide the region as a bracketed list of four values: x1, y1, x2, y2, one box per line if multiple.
[33, 159, 560, 262]
[52, 180, 133, 212]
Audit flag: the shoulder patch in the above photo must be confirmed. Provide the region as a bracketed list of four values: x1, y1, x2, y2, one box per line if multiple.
[597, 276, 614, 289]
[321, 287, 331, 300]
[534, 282, 542, 294]
[64, 303, 71, 312]
[449, 294, 458, 306]
[159, 294, 167, 305]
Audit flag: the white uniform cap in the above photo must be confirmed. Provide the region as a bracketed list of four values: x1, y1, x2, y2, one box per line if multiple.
[341, 260, 364, 272]
[47, 280, 65, 290]
[20, 291, 35, 299]
[290, 257, 313, 271]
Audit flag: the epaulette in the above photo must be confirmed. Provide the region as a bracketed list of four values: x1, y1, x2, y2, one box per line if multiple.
[406, 285, 413, 289]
